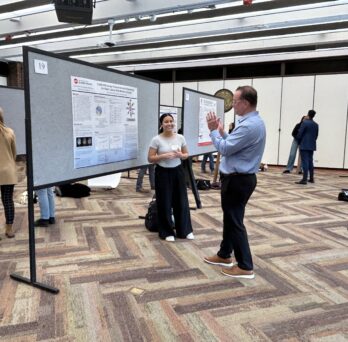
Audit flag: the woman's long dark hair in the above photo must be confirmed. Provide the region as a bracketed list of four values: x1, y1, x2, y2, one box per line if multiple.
[159, 113, 174, 133]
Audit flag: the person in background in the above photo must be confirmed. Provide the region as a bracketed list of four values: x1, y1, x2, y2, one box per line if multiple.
[201, 152, 214, 174]
[204, 86, 266, 279]
[136, 165, 155, 193]
[34, 187, 56, 227]
[296, 109, 319, 185]
[0, 107, 17, 238]
[228, 122, 235, 134]
[148, 113, 194, 242]
[283, 115, 307, 174]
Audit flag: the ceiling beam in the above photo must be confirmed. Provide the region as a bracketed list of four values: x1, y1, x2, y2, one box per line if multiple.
[0, 0, 338, 41]
[111, 48, 348, 72]
[1, 3, 347, 61]
[0, 0, 347, 70]
[67, 22, 347, 57]
[0, 0, 235, 36]
[0, 1, 51, 15]
[73, 31, 348, 65]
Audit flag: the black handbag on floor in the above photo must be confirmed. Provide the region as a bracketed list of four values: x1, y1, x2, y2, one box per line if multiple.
[56, 183, 91, 198]
[196, 179, 211, 190]
[338, 189, 348, 202]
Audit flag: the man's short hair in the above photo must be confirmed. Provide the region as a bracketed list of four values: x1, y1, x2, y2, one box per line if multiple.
[236, 86, 257, 106]
[308, 109, 316, 118]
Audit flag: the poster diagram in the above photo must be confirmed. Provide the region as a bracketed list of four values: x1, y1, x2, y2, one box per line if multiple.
[127, 99, 136, 121]
[198, 97, 217, 146]
[160, 106, 178, 133]
[71, 76, 138, 168]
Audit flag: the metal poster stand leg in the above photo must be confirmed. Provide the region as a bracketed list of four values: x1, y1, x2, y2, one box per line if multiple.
[10, 196, 59, 294]
[184, 157, 201, 209]
[10, 115, 59, 294]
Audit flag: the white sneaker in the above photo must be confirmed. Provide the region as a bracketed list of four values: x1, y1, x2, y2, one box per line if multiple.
[186, 232, 195, 240]
[165, 236, 175, 242]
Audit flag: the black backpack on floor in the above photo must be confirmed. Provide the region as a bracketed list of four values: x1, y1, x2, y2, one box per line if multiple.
[144, 196, 158, 232]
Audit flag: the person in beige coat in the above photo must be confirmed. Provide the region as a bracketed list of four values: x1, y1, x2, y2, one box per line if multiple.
[0, 107, 17, 238]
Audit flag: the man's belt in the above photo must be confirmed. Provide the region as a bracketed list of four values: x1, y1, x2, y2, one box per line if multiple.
[220, 172, 255, 176]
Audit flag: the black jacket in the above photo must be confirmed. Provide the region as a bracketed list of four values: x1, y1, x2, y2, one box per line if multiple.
[291, 122, 302, 140]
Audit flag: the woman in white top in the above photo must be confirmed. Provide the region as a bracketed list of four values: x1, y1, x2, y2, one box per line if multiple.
[148, 113, 194, 242]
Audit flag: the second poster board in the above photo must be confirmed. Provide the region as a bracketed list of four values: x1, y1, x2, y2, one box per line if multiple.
[182, 88, 224, 157]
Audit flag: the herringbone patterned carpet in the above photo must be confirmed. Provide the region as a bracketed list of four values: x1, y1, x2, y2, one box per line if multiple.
[0, 162, 347, 341]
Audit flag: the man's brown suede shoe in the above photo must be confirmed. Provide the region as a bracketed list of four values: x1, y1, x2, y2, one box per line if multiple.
[204, 255, 233, 267]
[221, 265, 255, 279]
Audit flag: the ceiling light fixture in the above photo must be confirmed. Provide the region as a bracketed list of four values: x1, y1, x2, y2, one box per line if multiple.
[10, 17, 21, 23]
[103, 19, 115, 47]
[149, 14, 157, 22]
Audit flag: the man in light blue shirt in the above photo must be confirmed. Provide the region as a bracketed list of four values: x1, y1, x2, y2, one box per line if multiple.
[204, 85, 266, 279]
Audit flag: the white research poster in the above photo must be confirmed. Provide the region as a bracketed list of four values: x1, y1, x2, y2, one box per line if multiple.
[198, 97, 217, 146]
[71, 76, 138, 168]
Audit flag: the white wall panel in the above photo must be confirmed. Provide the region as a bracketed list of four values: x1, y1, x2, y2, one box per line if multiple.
[224, 79, 252, 131]
[279, 76, 315, 166]
[252, 78, 282, 165]
[197, 80, 224, 95]
[174, 82, 198, 107]
[170, 74, 348, 169]
[314, 74, 348, 168]
[225, 79, 252, 91]
[160, 83, 174, 106]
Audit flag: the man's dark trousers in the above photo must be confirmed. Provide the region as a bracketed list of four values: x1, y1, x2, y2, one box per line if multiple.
[217, 173, 256, 271]
[300, 150, 314, 182]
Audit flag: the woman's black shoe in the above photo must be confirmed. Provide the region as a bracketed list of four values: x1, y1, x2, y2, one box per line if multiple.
[34, 219, 49, 227]
[295, 180, 307, 185]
